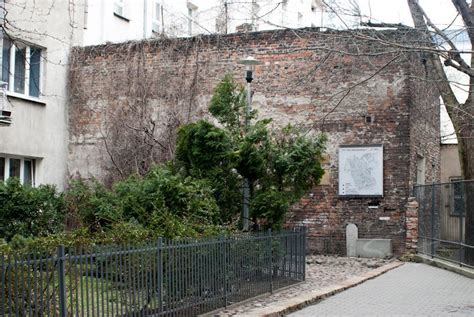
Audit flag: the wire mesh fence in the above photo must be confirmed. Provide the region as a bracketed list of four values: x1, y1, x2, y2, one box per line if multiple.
[414, 180, 474, 268]
[0, 228, 305, 316]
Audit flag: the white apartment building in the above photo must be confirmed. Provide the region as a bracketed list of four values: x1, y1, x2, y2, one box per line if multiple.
[0, 0, 325, 189]
[0, 0, 84, 189]
[83, 0, 326, 45]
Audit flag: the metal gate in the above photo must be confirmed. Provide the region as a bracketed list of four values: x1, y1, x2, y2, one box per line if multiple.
[414, 180, 473, 268]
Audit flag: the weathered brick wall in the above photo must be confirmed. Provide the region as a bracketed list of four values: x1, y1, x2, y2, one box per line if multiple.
[405, 197, 419, 253]
[68, 28, 439, 255]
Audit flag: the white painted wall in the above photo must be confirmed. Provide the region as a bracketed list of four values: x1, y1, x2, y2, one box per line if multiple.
[0, 0, 85, 189]
[83, 0, 325, 45]
[83, 0, 156, 45]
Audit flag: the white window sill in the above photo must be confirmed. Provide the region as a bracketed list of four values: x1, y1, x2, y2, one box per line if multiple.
[6, 92, 46, 106]
[113, 12, 130, 22]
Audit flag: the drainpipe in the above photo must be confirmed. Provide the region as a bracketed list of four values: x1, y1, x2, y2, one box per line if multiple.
[100, 0, 105, 43]
[0, 0, 5, 78]
[0, 0, 5, 40]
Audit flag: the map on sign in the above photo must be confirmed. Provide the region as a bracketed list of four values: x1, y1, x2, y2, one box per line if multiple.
[338, 145, 383, 196]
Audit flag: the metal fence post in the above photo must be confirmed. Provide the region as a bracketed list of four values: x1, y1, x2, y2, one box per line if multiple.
[157, 238, 163, 314]
[57, 245, 67, 317]
[431, 184, 435, 258]
[459, 183, 464, 266]
[268, 229, 273, 294]
[221, 235, 228, 308]
[303, 227, 307, 281]
[459, 214, 464, 267]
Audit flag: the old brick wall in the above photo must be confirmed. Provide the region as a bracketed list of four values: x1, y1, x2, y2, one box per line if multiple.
[68, 28, 439, 255]
[405, 197, 419, 253]
[408, 55, 441, 187]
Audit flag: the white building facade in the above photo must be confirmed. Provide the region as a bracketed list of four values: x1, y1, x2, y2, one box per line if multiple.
[83, 0, 326, 45]
[0, 0, 85, 189]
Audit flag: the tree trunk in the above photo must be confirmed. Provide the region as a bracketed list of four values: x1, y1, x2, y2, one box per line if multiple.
[407, 0, 474, 264]
[459, 0, 474, 262]
[459, 120, 474, 265]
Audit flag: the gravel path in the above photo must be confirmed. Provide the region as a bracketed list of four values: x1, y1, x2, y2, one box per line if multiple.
[210, 255, 396, 316]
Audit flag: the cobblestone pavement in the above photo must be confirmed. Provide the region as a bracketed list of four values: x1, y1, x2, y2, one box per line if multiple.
[212, 255, 395, 316]
[289, 263, 474, 316]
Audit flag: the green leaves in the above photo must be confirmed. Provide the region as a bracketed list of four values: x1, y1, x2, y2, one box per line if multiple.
[176, 120, 232, 173]
[65, 166, 221, 235]
[209, 74, 246, 131]
[65, 178, 120, 232]
[250, 187, 289, 230]
[0, 165, 224, 249]
[0, 178, 65, 241]
[176, 75, 327, 229]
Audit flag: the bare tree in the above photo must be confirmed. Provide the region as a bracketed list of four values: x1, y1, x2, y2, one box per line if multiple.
[404, 0, 474, 263]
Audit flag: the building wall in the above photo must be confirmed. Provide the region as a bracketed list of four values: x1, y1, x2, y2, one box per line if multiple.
[440, 143, 463, 242]
[0, 0, 85, 189]
[82, 0, 324, 45]
[68, 28, 440, 255]
[83, 0, 164, 45]
[440, 144, 461, 182]
[408, 57, 441, 188]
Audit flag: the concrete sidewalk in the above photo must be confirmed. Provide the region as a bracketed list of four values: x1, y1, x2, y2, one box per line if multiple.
[290, 263, 474, 316]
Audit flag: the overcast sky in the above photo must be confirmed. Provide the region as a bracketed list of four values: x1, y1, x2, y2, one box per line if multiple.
[336, 0, 466, 144]
[352, 0, 461, 27]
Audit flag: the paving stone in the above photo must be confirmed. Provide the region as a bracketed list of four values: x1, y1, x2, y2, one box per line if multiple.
[289, 263, 474, 316]
[208, 255, 395, 316]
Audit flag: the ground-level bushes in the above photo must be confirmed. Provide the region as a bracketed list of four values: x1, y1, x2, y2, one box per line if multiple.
[0, 165, 225, 252]
[0, 178, 65, 241]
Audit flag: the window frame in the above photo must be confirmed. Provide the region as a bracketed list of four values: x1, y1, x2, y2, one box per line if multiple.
[281, 0, 288, 25]
[113, 0, 129, 21]
[416, 156, 426, 185]
[152, 0, 162, 33]
[449, 177, 464, 217]
[2, 37, 43, 100]
[297, 12, 303, 25]
[187, 2, 198, 36]
[0, 155, 36, 186]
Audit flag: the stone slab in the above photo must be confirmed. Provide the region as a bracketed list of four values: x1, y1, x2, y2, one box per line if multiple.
[356, 238, 393, 258]
[346, 223, 358, 257]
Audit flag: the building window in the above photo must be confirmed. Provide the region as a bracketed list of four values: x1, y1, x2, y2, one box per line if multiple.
[281, 0, 288, 25]
[84, 0, 89, 29]
[449, 177, 464, 216]
[1, 37, 42, 98]
[0, 155, 36, 186]
[0, 157, 4, 181]
[114, 0, 126, 18]
[187, 2, 198, 36]
[152, 0, 161, 33]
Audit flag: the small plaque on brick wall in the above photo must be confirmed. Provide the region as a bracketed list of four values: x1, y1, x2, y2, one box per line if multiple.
[338, 145, 383, 197]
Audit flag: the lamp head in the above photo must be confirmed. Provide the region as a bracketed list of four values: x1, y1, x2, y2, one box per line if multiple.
[238, 56, 263, 82]
[237, 56, 263, 71]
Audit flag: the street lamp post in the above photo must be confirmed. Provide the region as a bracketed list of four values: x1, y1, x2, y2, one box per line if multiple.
[237, 56, 263, 231]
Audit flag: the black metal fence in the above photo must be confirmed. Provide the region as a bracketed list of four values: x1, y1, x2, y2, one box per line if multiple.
[0, 228, 305, 316]
[414, 180, 474, 268]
